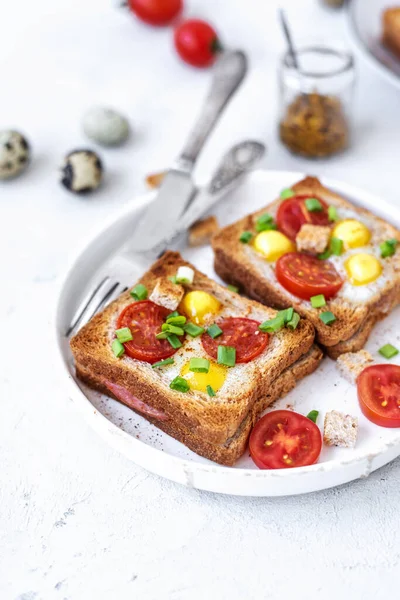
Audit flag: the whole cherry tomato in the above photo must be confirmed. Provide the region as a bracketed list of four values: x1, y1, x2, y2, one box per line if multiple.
[174, 19, 222, 68]
[128, 0, 183, 26]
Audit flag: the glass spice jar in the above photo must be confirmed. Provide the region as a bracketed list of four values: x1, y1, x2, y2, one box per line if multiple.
[279, 45, 355, 159]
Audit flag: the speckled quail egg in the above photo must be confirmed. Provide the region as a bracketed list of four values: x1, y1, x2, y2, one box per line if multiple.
[0, 130, 30, 180]
[60, 149, 103, 194]
[82, 106, 130, 147]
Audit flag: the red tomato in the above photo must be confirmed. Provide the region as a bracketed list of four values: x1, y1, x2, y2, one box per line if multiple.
[249, 410, 322, 469]
[276, 252, 343, 300]
[357, 364, 400, 427]
[201, 317, 268, 363]
[128, 0, 182, 26]
[277, 195, 330, 240]
[116, 300, 177, 363]
[174, 19, 222, 68]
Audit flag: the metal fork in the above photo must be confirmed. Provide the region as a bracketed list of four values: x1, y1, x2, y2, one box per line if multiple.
[65, 140, 265, 337]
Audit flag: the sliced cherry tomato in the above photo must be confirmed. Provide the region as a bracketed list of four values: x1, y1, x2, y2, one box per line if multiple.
[128, 0, 182, 26]
[277, 195, 330, 240]
[116, 300, 177, 364]
[249, 410, 322, 469]
[357, 364, 400, 427]
[276, 252, 343, 300]
[174, 19, 222, 68]
[201, 317, 268, 363]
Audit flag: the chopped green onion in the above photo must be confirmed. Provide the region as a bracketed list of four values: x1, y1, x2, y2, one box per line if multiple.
[183, 322, 204, 337]
[112, 339, 125, 358]
[176, 266, 194, 285]
[378, 344, 399, 359]
[227, 284, 239, 293]
[130, 284, 148, 301]
[217, 345, 236, 367]
[206, 385, 216, 397]
[328, 206, 338, 222]
[310, 294, 326, 309]
[115, 327, 133, 343]
[167, 311, 179, 319]
[318, 249, 332, 260]
[240, 231, 253, 244]
[305, 198, 323, 212]
[280, 188, 295, 199]
[279, 307, 294, 323]
[168, 276, 178, 284]
[156, 331, 168, 340]
[170, 376, 190, 393]
[161, 323, 185, 336]
[167, 334, 182, 349]
[189, 358, 210, 373]
[286, 312, 300, 330]
[319, 311, 336, 326]
[380, 239, 398, 258]
[330, 237, 343, 256]
[166, 315, 186, 326]
[152, 358, 174, 369]
[259, 312, 286, 333]
[207, 324, 223, 339]
[307, 410, 319, 423]
[255, 214, 276, 232]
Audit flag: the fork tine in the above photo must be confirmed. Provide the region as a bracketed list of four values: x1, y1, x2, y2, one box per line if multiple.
[66, 278, 121, 337]
[96, 283, 128, 313]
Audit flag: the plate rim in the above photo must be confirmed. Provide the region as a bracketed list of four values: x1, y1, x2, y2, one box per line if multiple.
[55, 169, 400, 494]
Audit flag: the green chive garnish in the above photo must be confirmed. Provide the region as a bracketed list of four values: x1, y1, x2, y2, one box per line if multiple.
[207, 324, 223, 339]
[155, 331, 169, 340]
[112, 339, 125, 358]
[318, 249, 332, 260]
[115, 327, 133, 343]
[161, 323, 185, 336]
[189, 358, 210, 373]
[255, 214, 276, 232]
[167, 311, 179, 319]
[183, 322, 204, 337]
[170, 376, 190, 393]
[259, 313, 286, 333]
[319, 311, 336, 325]
[307, 410, 319, 423]
[310, 294, 326, 308]
[305, 198, 323, 212]
[378, 344, 399, 359]
[380, 239, 398, 258]
[330, 237, 343, 256]
[152, 358, 174, 369]
[279, 307, 294, 323]
[227, 284, 239, 293]
[280, 188, 295, 199]
[286, 312, 300, 330]
[167, 334, 182, 349]
[217, 345, 236, 367]
[130, 284, 148, 301]
[168, 276, 178, 284]
[206, 385, 216, 397]
[240, 231, 253, 244]
[328, 206, 338, 222]
[166, 315, 186, 326]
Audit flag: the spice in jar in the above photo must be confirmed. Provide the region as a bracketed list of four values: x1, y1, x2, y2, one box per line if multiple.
[279, 92, 349, 158]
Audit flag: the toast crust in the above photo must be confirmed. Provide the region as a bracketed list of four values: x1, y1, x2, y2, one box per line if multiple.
[76, 345, 323, 466]
[70, 251, 315, 445]
[212, 176, 400, 349]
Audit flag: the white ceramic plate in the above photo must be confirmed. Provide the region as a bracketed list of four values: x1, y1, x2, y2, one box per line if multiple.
[55, 170, 400, 496]
[348, 0, 400, 89]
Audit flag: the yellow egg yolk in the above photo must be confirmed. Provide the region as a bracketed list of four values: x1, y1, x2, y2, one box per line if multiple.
[332, 219, 371, 250]
[345, 253, 382, 286]
[253, 230, 295, 262]
[181, 361, 227, 393]
[180, 291, 221, 325]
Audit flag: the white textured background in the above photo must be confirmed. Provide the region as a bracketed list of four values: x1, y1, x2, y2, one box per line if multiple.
[1, 0, 400, 598]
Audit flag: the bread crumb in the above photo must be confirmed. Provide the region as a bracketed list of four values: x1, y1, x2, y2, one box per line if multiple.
[189, 215, 219, 247]
[145, 171, 166, 189]
[324, 410, 358, 448]
[336, 350, 373, 384]
[296, 224, 331, 254]
[149, 277, 184, 311]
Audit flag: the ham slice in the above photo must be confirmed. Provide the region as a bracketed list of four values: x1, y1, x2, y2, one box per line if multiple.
[103, 380, 168, 421]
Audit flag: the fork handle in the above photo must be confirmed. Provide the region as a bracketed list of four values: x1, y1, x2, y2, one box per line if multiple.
[177, 51, 247, 169]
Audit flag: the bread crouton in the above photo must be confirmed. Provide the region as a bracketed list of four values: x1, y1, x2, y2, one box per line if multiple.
[145, 171, 166, 189]
[149, 277, 184, 311]
[324, 410, 358, 448]
[296, 224, 331, 254]
[189, 215, 219, 247]
[336, 350, 373, 384]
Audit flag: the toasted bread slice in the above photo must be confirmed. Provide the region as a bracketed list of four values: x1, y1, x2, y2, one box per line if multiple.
[76, 345, 323, 466]
[213, 176, 400, 349]
[71, 251, 315, 446]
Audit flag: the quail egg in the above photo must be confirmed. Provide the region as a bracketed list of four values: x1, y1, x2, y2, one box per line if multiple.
[60, 149, 103, 194]
[0, 130, 30, 180]
[82, 106, 130, 147]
